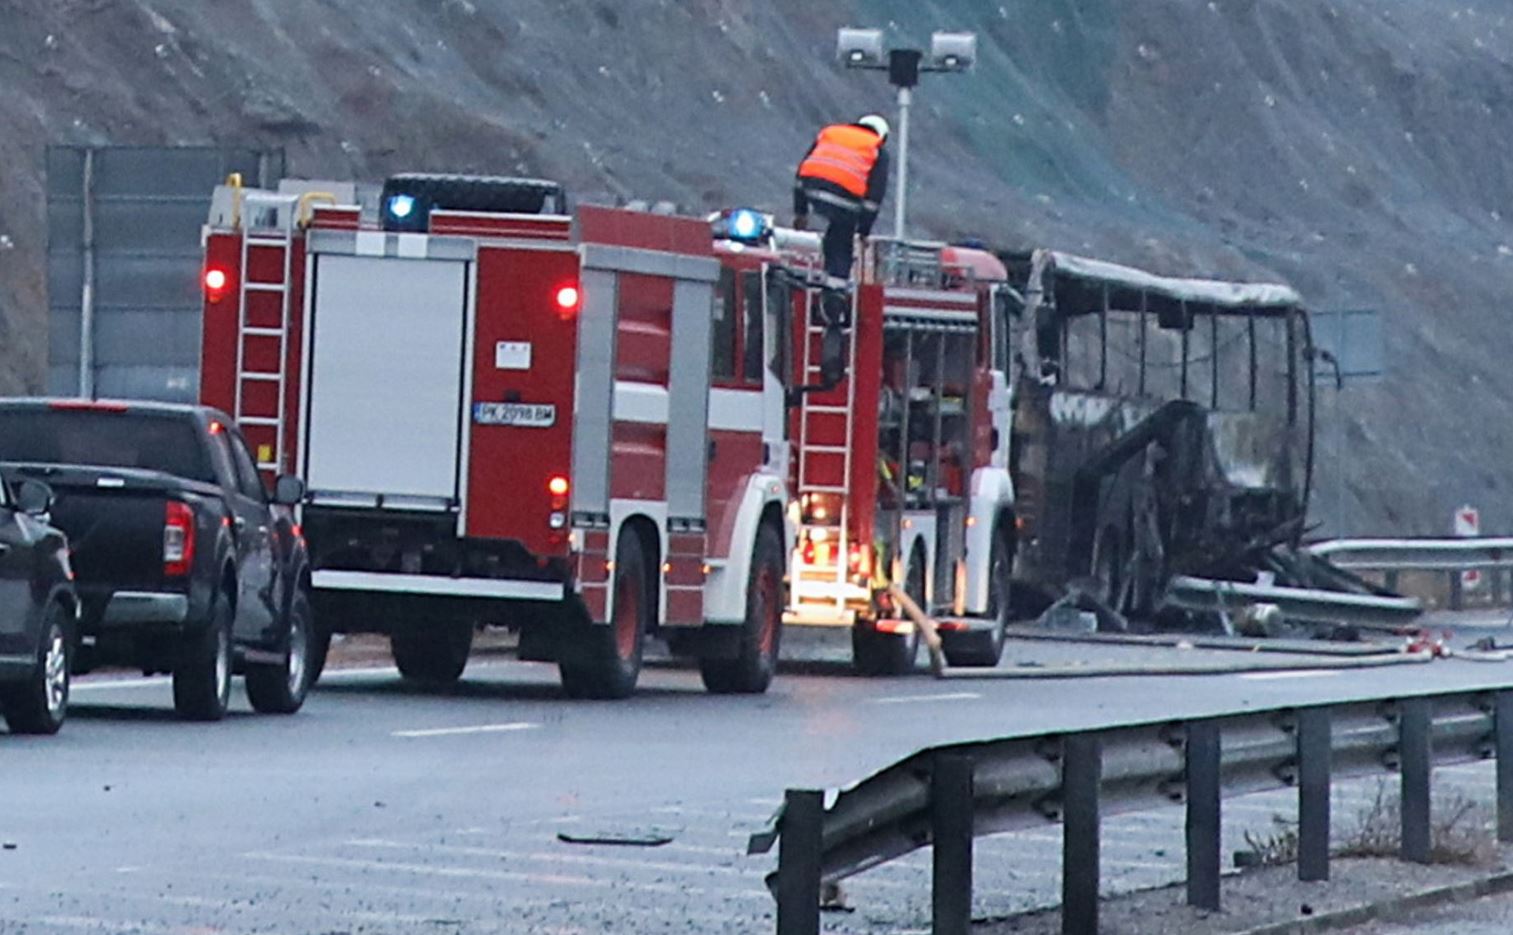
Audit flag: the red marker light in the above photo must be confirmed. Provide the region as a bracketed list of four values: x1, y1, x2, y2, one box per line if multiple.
[554, 285, 581, 313]
[204, 267, 229, 303]
[548, 475, 570, 497]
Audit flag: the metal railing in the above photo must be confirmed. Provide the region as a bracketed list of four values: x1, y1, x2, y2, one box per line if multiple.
[752, 686, 1513, 935]
[1309, 537, 1513, 610]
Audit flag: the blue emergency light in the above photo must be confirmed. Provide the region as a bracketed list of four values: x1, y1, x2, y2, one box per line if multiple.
[387, 194, 417, 220]
[712, 208, 770, 245]
[731, 209, 762, 240]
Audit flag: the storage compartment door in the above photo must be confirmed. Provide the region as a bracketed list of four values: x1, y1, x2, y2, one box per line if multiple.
[305, 254, 469, 502]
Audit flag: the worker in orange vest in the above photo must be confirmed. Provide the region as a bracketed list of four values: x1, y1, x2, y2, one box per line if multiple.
[792, 115, 891, 287]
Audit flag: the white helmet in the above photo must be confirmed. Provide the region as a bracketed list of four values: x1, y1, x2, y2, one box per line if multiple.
[857, 114, 890, 141]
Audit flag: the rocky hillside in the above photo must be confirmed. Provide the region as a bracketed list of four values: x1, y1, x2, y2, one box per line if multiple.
[2, 0, 1511, 535]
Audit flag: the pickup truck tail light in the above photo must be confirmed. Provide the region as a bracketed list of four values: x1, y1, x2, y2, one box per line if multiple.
[164, 501, 195, 576]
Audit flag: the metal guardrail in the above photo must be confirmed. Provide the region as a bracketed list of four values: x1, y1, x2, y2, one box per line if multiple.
[1309, 537, 1513, 571]
[752, 687, 1513, 935]
[1163, 574, 1424, 628]
[1308, 537, 1513, 610]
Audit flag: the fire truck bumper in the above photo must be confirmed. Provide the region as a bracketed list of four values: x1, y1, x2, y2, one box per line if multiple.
[312, 570, 566, 602]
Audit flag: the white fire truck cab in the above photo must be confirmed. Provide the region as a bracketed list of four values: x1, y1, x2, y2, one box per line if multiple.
[199, 175, 794, 698]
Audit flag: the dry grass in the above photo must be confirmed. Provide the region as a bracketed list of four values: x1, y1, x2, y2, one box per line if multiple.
[1238, 780, 1498, 869]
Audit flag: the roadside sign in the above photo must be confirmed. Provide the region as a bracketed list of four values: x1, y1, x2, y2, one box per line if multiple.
[1456, 505, 1481, 590]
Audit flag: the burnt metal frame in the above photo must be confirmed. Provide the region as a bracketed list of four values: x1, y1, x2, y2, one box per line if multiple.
[764, 687, 1513, 935]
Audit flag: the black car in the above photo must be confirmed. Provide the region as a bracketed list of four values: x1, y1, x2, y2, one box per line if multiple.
[0, 473, 77, 735]
[0, 399, 312, 721]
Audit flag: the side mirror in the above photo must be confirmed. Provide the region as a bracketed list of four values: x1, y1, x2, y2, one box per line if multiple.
[273, 475, 306, 506]
[15, 479, 54, 517]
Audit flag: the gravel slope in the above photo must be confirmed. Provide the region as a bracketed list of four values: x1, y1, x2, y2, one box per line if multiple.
[1, 0, 1510, 533]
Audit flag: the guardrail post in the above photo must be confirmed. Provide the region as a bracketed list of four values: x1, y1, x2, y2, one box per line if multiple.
[776, 788, 823, 935]
[931, 753, 975, 935]
[1185, 719, 1222, 911]
[1297, 707, 1331, 882]
[1062, 733, 1101, 935]
[1384, 569, 1400, 593]
[1449, 571, 1463, 611]
[1496, 692, 1513, 844]
[1399, 698, 1432, 863]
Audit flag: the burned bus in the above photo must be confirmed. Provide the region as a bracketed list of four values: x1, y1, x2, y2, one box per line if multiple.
[1003, 249, 1314, 620]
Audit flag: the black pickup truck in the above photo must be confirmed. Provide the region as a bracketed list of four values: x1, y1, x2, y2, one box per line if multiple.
[0, 399, 313, 721]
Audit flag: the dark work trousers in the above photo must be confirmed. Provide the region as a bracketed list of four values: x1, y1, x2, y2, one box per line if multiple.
[813, 200, 861, 280]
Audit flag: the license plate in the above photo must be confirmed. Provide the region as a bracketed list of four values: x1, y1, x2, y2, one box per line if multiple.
[473, 402, 557, 427]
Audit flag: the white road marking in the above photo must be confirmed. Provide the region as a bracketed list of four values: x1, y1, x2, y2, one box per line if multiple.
[392, 722, 539, 738]
[242, 851, 767, 900]
[1238, 670, 1342, 681]
[345, 837, 751, 879]
[869, 691, 982, 705]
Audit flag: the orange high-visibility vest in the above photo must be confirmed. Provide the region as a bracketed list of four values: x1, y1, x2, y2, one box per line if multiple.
[797, 125, 881, 198]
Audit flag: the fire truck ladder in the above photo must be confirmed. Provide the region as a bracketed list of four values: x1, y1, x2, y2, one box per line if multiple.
[795, 286, 862, 610]
[234, 191, 299, 472]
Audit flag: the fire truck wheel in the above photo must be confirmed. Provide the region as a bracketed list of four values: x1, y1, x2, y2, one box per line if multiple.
[391, 620, 473, 686]
[559, 533, 647, 699]
[700, 524, 784, 694]
[852, 549, 924, 676]
[246, 591, 313, 714]
[941, 526, 1012, 668]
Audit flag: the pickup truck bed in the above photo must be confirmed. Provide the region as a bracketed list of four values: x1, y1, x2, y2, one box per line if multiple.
[0, 399, 313, 721]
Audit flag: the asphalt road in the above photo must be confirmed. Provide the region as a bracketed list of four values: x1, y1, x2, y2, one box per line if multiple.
[3, 629, 1512, 934]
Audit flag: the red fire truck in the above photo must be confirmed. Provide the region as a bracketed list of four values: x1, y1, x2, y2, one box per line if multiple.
[707, 220, 1018, 675]
[199, 175, 794, 698]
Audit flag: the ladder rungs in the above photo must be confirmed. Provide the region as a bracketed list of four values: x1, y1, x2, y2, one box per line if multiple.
[801, 445, 848, 455]
[246, 236, 293, 247]
[240, 372, 281, 382]
[239, 416, 280, 427]
[243, 282, 288, 293]
[799, 485, 849, 494]
[804, 405, 849, 414]
[242, 326, 285, 337]
[256, 462, 280, 471]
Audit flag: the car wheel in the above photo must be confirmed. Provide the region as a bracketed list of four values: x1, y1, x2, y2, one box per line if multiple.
[306, 612, 333, 685]
[173, 591, 233, 721]
[1, 602, 71, 735]
[700, 523, 784, 694]
[246, 590, 313, 714]
[559, 532, 646, 699]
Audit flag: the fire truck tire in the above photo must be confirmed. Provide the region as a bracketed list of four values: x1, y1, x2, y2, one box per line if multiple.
[391, 621, 473, 686]
[246, 591, 313, 714]
[852, 549, 925, 676]
[941, 526, 1012, 668]
[559, 533, 647, 699]
[700, 524, 784, 694]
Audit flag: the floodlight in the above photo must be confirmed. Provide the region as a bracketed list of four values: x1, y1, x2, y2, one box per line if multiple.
[928, 31, 977, 71]
[837, 28, 885, 68]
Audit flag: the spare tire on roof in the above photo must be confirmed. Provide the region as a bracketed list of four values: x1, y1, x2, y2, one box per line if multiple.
[379, 173, 569, 231]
